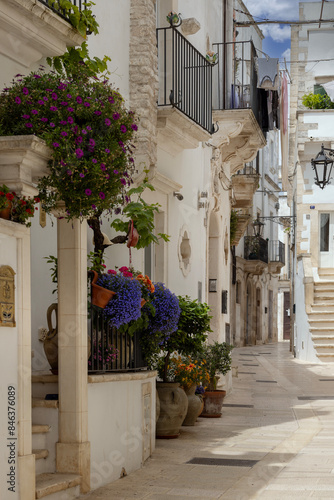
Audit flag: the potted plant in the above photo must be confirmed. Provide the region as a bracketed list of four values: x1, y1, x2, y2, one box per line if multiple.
[198, 341, 233, 418]
[166, 11, 182, 27]
[147, 295, 211, 437]
[171, 355, 210, 426]
[0, 185, 40, 225]
[0, 65, 138, 254]
[95, 267, 142, 328]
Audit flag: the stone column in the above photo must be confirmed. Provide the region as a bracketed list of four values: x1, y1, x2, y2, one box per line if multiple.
[56, 218, 90, 493]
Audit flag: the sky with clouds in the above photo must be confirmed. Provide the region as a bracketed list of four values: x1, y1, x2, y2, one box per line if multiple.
[242, 0, 326, 61]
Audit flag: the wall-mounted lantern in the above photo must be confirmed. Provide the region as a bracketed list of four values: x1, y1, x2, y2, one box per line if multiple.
[311, 144, 334, 189]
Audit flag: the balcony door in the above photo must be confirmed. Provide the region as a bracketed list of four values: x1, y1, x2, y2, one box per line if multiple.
[319, 213, 334, 268]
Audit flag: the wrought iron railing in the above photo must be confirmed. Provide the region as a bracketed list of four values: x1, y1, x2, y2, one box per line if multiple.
[37, 0, 85, 22]
[88, 307, 147, 373]
[244, 236, 268, 263]
[88, 275, 147, 373]
[269, 240, 285, 265]
[212, 40, 263, 133]
[234, 165, 259, 176]
[157, 27, 213, 133]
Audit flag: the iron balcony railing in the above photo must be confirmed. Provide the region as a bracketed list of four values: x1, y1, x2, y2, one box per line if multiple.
[234, 165, 259, 176]
[88, 276, 147, 373]
[157, 27, 213, 133]
[212, 40, 263, 133]
[37, 0, 85, 22]
[244, 236, 268, 263]
[269, 240, 285, 265]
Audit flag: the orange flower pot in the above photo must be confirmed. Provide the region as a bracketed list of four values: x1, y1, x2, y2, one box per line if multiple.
[91, 270, 116, 308]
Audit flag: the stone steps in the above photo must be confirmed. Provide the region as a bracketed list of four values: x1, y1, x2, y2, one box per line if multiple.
[310, 277, 334, 362]
[33, 449, 49, 460]
[35, 473, 81, 499]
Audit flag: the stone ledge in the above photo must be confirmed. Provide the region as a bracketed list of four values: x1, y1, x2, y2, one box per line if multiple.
[88, 370, 157, 384]
[0, 0, 84, 66]
[35, 472, 81, 499]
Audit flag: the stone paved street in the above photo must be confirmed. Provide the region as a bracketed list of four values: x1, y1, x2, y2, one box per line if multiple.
[80, 342, 334, 499]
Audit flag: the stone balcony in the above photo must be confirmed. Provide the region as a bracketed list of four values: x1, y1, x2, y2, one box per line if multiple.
[0, 0, 84, 68]
[231, 166, 260, 208]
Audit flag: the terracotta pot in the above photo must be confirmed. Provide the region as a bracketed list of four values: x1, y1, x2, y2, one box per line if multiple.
[91, 270, 116, 308]
[43, 303, 91, 374]
[127, 220, 139, 248]
[182, 385, 203, 426]
[199, 390, 226, 418]
[140, 298, 146, 308]
[0, 199, 12, 220]
[156, 389, 160, 423]
[156, 382, 188, 438]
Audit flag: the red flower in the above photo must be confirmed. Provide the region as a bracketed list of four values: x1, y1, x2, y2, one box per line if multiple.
[119, 266, 129, 273]
[6, 193, 14, 201]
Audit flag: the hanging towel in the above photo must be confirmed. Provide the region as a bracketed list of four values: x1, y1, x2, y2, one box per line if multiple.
[256, 57, 279, 90]
[320, 80, 334, 101]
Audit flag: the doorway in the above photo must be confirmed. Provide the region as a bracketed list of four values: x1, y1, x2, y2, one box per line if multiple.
[320, 212, 334, 268]
[283, 291, 290, 340]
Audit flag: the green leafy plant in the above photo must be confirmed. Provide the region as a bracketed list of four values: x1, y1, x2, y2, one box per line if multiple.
[49, 0, 99, 37]
[47, 42, 110, 79]
[149, 295, 211, 382]
[198, 342, 233, 390]
[302, 92, 334, 109]
[44, 255, 58, 297]
[111, 177, 170, 249]
[230, 209, 239, 246]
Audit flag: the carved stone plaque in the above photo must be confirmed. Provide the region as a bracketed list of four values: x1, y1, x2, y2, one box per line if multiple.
[0, 266, 15, 327]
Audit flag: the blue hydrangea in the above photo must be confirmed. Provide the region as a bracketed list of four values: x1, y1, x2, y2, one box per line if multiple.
[144, 282, 180, 336]
[97, 273, 142, 328]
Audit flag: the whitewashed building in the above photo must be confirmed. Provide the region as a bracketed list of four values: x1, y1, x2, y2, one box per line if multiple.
[289, 0, 334, 362]
[0, 0, 272, 498]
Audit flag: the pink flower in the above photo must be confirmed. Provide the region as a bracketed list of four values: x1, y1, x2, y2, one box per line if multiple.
[107, 270, 117, 275]
[123, 271, 133, 278]
[119, 266, 129, 273]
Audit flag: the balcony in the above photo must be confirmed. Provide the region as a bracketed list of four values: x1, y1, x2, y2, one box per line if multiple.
[0, 0, 84, 68]
[231, 165, 260, 208]
[231, 209, 251, 247]
[210, 40, 266, 172]
[157, 26, 213, 154]
[243, 235, 268, 274]
[268, 240, 285, 274]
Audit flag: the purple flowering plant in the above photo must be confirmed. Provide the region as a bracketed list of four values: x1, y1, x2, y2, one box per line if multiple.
[0, 66, 138, 220]
[96, 268, 142, 329]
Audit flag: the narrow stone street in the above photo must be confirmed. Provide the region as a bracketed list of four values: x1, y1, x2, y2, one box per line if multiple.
[81, 342, 334, 499]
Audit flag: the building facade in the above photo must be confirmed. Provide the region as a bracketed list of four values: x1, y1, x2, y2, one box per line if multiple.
[289, 0, 334, 362]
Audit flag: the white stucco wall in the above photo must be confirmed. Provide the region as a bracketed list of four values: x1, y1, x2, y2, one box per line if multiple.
[294, 258, 318, 362]
[0, 233, 19, 499]
[88, 372, 156, 489]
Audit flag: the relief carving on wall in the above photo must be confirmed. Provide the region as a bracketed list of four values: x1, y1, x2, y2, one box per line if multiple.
[0, 265, 16, 327]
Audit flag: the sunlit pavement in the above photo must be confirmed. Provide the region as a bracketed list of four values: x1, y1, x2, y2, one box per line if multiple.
[81, 342, 334, 499]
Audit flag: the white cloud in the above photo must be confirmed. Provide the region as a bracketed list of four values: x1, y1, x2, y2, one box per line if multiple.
[281, 48, 291, 61]
[243, 0, 300, 21]
[261, 24, 291, 42]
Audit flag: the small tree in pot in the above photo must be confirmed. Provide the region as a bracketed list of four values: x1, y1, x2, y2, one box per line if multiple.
[198, 341, 233, 418]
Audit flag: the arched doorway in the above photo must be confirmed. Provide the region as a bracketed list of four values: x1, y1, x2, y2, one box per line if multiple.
[246, 282, 252, 345]
[256, 287, 261, 344]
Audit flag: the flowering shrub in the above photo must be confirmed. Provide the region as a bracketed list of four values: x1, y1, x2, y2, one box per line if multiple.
[0, 67, 137, 220]
[143, 282, 180, 337]
[88, 342, 118, 369]
[11, 193, 40, 227]
[135, 273, 155, 301]
[97, 267, 142, 329]
[169, 355, 210, 389]
[0, 184, 40, 226]
[0, 185, 14, 211]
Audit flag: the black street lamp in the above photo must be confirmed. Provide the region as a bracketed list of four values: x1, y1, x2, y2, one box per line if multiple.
[311, 144, 334, 189]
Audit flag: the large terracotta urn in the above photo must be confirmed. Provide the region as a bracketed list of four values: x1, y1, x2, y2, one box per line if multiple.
[182, 384, 203, 426]
[156, 382, 188, 438]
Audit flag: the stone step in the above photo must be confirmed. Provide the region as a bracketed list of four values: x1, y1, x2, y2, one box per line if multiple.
[32, 373, 58, 399]
[35, 473, 81, 499]
[309, 319, 334, 328]
[32, 424, 51, 434]
[309, 312, 334, 320]
[313, 344, 334, 352]
[32, 398, 58, 409]
[33, 449, 49, 460]
[318, 268, 334, 277]
[310, 327, 334, 335]
[316, 353, 334, 362]
[311, 304, 334, 312]
[312, 336, 334, 344]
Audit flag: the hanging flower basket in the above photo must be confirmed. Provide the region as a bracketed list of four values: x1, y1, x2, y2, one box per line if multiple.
[91, 270, 117, 308]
